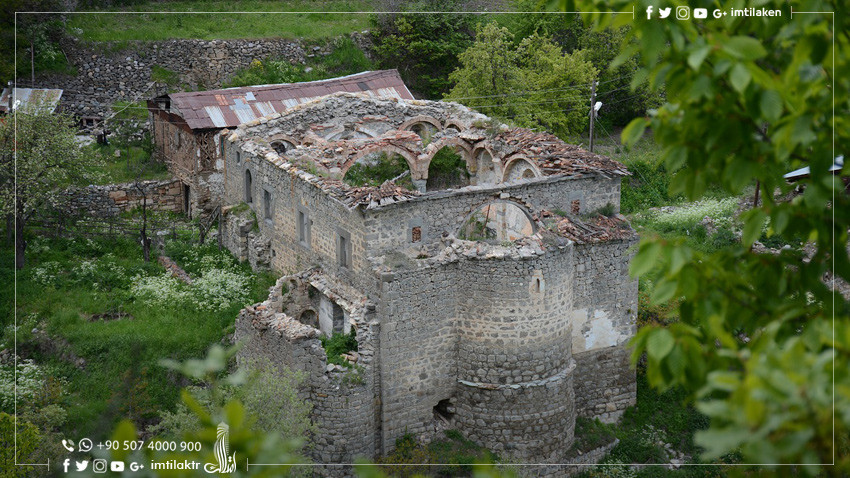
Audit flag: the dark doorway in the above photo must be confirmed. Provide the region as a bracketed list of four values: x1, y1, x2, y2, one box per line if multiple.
[182, 183, 190, 217]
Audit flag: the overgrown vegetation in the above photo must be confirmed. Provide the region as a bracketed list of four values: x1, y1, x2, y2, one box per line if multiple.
[1, 235, 276, 449]
[343, 152, 415, 190]
[225, 36, 374, 88]
[379, 430, 500, 476]
[320, 331, 357, 366]
[426, 147, 469, 190]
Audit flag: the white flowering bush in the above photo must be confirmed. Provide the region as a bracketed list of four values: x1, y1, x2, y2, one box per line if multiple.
[646, 197, 738, 232]
[0, 359, 45, 413]
[130, 273, 193, 307]
[31, 261, 63, 287]
[191, 268, 252, 312]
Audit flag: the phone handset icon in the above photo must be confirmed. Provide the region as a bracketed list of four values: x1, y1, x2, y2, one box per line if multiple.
[61, 439, 75, 452]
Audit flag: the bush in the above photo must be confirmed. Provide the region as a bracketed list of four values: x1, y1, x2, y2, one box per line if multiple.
[320, 331, 357, 366]
[343, 152, 414, 189]
[643, 198, 738, 234]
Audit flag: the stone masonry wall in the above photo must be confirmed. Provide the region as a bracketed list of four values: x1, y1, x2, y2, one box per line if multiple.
[377, 248, 577, 464]
[234, 277, 380, 476]
[571, 239, 638, 422]
[222, 139, 377, 295]
[35, 37, 307, 118]
[61, 179, 183, 217]
[364, 175, 621, 257]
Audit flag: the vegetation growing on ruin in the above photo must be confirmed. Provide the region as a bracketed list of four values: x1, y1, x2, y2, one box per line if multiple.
[379, 430, 500, 476]
[343, 152, 415, 190]
[320, 331, 357, 367]
[426, 148, 469, 190]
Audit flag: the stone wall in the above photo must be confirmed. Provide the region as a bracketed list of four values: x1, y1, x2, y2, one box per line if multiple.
[571, 239, 638, 422]
[364, 175, 621, 257]
[35, 37, 308, 118]
[61, 179, 183, 217]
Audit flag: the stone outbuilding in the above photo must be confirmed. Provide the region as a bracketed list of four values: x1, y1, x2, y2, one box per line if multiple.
[146, 70, 413, 217]
[222, 93, 638, 475]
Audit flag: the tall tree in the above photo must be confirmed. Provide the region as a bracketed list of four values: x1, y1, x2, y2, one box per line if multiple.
[446, 24, 597, 138]
[0, 106, 103, 269]
[549, 0, 848, 471]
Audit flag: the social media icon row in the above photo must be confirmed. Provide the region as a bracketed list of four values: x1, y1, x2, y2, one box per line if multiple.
[63, 458, 129, 473]
[646, 6, 708, 19]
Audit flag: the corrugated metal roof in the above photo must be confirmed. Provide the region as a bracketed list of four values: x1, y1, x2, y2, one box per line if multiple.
[0, 87, 63, 114]
[163, 70, 414, 130]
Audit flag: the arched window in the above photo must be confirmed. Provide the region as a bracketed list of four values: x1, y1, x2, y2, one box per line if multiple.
[503, 157, 540, 182]
[245, 169, 253, 204]
[458, 201, 536, 242]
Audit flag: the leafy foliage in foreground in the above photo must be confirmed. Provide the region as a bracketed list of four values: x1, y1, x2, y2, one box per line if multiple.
[553, 0, 849, 470]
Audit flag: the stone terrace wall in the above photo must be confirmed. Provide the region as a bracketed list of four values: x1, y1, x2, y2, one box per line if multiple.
[61, 179, 183, 217]
[34, 37, 307, 118]
[571, 239, 638, 422]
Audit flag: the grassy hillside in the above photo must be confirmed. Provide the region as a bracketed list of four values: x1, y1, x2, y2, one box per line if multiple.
[66, 0, 372, 42]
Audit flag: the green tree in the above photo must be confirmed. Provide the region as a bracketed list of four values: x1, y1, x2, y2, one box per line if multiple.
[0, 106, 103, 269]
[446, 24, 597, 138]
[370, 1, 479, 99]
[550, 0, 848, 471]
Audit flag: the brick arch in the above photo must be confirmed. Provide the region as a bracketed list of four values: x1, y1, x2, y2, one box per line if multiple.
[471, 144, 503, 184]
[443, 119, 466, 132]
[340, 144, 422, 180]
[398, 116, 443, 134]
[268, 133, 299, 155]
[457, 198, 539, 240]
[501, 154, 542, 183]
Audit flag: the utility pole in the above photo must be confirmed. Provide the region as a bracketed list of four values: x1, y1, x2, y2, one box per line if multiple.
[589, 80, 597, 152]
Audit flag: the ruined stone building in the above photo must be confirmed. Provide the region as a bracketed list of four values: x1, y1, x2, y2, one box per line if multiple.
[216, 92, 638, 473]
[146, 70, 412, 217]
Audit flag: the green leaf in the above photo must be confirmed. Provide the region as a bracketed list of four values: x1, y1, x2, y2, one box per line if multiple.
[729, 63, 752, 93]
[760, 90, 783, 122]
[646, 328, 675, 361]
[695, 427, 750, 459]
[722, 36, 767, 60]
[621, 117, 649, 148]
[742, 209, 767, 247]
[664, 145, 688, 171]
[687, 44, 711, 70]
[630, 239, 661, 277]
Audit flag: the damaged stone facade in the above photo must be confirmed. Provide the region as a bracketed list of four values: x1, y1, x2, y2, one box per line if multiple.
[224, 93, 638, 474]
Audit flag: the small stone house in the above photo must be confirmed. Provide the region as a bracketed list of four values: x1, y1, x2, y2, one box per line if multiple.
[146, 70, 413, 217]
[219, 92, 638, 475]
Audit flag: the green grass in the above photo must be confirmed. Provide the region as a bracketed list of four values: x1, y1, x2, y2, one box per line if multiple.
[3, 235, 276, 438]
[66, 1, 372, 42]
[379, 430, 498, 476]
[89, 143, 170, 184]
[320, 331, 357, 366]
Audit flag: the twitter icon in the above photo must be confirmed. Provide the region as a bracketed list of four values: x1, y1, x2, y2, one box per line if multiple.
[75, 460, 89, 471]
[659, 7, 672, 18]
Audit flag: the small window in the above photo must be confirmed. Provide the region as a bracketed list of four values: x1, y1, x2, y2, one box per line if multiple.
[297, 209, 311, 248]
[245, 169, 253, 204]
[263, 190, 272, 221]
[236, 151, 241, 164]
[219, 135, 226, 157]
[174, 129, 181, 149]
[411, 226, 422, 243]
[337, 229, 352, 269]
[571, 199, 581, 215]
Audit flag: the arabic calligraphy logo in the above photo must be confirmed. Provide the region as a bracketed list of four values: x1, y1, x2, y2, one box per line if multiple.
[204, 422, 236, 474]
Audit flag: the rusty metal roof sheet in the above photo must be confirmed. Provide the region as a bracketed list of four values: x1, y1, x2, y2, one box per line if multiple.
[495, 128, 630, 177]
[0, 88, 63, 114]
[166, 70, 414, 130]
